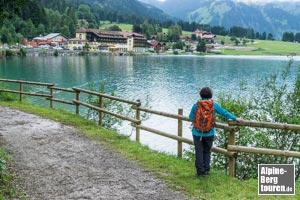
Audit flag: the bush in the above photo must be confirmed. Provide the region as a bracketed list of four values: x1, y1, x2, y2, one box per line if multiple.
[85, 81, 132, 130]
[54, 49, 58, 57]
[0, 85, 18, 101]
[18, 48, 26, 56]
[213, 60, 300, 179]
[5, 49, 14, 57]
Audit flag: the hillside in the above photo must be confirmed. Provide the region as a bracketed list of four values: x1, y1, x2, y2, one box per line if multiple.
[71, 0, 173, 22]
[140, 0, 300, 39]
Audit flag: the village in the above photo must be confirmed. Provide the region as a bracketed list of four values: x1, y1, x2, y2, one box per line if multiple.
[5, 27, 216, 55]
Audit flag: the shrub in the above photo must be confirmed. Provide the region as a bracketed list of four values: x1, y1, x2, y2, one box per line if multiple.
[54, 49, 58, 57]
[0, 85, 18, 101]
[213, 60, 300, 179]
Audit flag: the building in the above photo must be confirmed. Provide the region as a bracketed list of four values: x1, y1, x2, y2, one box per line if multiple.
[148, 40, 166, 52]
[194, 29, 216, 41]
[68, 28, 148, 52]
[32, 33, 68, 47]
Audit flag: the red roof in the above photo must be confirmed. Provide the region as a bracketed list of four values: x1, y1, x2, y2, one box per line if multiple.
[76, 28, 146, 40]
[194, 28, 201, 34]
[148, 41, 165, 47]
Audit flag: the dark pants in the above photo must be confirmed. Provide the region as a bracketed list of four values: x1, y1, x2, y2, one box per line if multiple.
[193, 135, 214, 176]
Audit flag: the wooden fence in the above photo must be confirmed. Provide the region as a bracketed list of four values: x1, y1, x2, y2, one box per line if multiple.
[1, 78, 300, 177]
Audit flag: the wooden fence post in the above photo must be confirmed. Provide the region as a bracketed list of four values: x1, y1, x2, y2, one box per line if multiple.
[75, 90, 80, 115]
[98, 96, 103, 125]
[228, 129, 236, 177]
[177, 108, 183, 158]
[135, 100, 141, 142]
[19, 82, 23, 102]
[49, 86, 53, 108]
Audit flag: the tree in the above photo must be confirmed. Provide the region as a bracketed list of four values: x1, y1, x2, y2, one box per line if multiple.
[196, 40, 206, 52]
[282, 32, 294, 42]
[24, 19, 37, 38]
[167, 25, 181, 42]
[107, 25, 121, 31]
[83, 42, 90, 52]
[61, 25, 70, 38]
[255, 32, 260, 39]
[260, 32, 266, 40]
[230, 36, 240, 46]
[141, 20, 154, 39]
[211, 25, 227, 36]
[132, 24, 142, 33]
[191, 34, 197, 41]
[47, 9, 62, 33]
[172, 40, 184, 50]
[0, 0, 28, 21]
[156, 33, 168, 42]
[0, 25, 12, 43]
[77, 4, 96, 26]
[37, 23, 46, 35]
[229, 26, 247, 38]
[294, 32, 300, 43]
[267, 33, 274, 41]
[246, 28, 255, 39]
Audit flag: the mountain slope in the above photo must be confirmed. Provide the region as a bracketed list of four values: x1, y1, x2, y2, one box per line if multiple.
[140, 0, 300, 39]
[76, 0, 173, 21]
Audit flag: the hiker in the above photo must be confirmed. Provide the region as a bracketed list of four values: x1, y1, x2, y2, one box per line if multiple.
[189, 87, 244, 178]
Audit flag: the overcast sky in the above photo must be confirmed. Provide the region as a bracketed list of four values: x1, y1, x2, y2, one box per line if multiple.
[236, 0, 300, 3]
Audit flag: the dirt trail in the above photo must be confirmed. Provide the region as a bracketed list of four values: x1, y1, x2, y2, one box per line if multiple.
[0, 106, 190, 200]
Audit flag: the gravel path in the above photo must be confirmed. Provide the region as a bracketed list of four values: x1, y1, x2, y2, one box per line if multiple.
[0, 106, 190, 200]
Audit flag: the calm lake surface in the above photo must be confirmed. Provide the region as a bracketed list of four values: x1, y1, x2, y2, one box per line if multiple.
[0, 55, 298, 154]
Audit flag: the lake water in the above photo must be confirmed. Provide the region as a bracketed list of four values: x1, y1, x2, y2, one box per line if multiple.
[0, 55, 298, 154]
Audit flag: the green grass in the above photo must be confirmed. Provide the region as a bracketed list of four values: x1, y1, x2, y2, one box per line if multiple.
[249, 40, 300, 55]
[0, 147, 28, 199]
[99, 21, 134, 32]
[99, 21, 193, 36]
[0, 101, 299, 199]
[216, 35, 300, 56]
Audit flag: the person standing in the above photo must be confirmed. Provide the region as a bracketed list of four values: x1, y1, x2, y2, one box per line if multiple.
[189, 87, 244, 177]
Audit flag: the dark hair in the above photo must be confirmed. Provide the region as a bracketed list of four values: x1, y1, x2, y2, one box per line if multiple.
[199, 87, 213, 99]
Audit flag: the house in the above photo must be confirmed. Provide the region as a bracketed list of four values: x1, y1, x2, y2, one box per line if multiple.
[194, 28, 216, 41]
[180, 35, 193, 43]
[148, 40, 166, 52]
[32, 33, 68, 47]
[69, 28, 148, 52]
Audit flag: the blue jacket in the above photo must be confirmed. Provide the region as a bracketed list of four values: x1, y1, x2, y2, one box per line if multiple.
[189, 99, 237, 137]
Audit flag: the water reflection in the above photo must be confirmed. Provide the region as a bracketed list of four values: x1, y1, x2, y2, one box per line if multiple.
[0, 55, 297, 153]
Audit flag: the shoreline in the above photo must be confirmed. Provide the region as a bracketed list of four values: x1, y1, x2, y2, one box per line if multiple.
[152, 53, 299, 60]
[1, 48, 299, 61]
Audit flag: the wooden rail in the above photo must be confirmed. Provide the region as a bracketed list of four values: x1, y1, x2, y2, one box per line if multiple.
[227, 145, 300, 158]
[1, 79, 299, 177]
[0, 78, 53, 103]
[229, 120, 300, 131]
[73, 87, 141, 106]
[73, 100, 140, 124]
[48, 86, 76, 107]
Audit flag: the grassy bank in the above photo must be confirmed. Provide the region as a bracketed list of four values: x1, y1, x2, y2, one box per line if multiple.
[0, 147, 27, 199]
[0, 101, 299, 199]
[0, 148, 13, 199]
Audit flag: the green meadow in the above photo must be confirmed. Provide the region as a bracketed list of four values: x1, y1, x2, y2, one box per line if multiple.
[98, 21, 191, 36]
